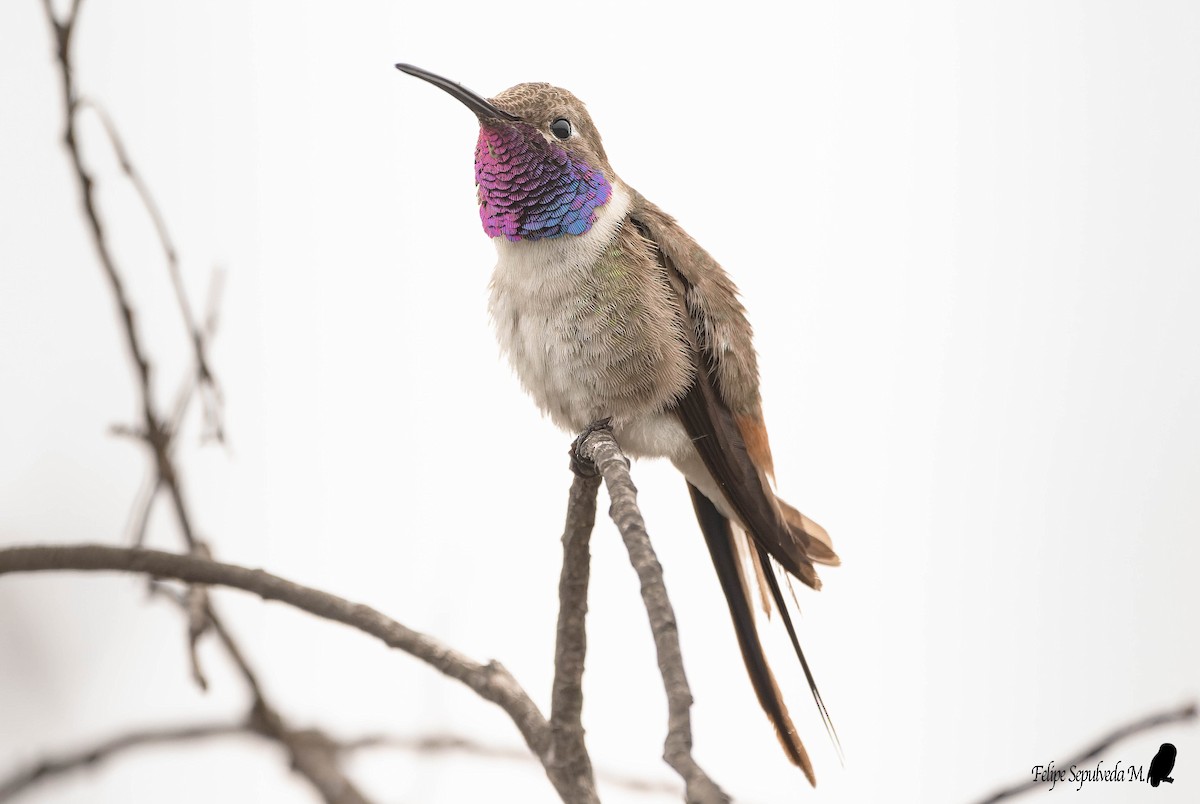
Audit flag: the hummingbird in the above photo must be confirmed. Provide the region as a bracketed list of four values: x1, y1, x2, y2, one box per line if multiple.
[395, 63, 840, 784]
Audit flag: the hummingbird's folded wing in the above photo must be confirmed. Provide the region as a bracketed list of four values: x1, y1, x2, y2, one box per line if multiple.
[628, 199, 827, 587]
[631, 199, 841, 776]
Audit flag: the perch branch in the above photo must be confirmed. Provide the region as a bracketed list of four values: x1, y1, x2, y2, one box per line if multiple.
[549, 473, 603, 803]
[572, 424, 730, 804]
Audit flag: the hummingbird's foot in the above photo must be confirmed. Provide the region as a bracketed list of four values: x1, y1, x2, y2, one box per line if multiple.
[569, 417, 614, 478]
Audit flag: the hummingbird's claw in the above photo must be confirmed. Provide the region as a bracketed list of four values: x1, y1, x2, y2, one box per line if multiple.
[568, 417, 614, 478]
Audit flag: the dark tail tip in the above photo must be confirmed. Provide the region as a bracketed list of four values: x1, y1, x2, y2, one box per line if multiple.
[688, 483, 817, 785]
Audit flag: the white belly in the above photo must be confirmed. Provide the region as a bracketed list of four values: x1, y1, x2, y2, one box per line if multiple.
[487, 186, 631, 432]
[487, 182, 698, 461]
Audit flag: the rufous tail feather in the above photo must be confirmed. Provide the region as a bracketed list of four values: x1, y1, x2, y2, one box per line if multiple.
[778, 497, 840, 566]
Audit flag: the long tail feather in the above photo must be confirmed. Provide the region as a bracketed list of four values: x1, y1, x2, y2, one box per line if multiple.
[731, 516, 774, 616]
[755, 544, 843, 763]
[688, 483, 816, 785]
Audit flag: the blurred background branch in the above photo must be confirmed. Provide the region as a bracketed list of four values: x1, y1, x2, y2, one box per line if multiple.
[974, 701, 1196, 803]
[37, 0, 369, 800]
[0, 719, 681, 804]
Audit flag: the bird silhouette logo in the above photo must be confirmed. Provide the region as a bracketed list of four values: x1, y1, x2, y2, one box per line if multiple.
[1148, 742, 1177, 787]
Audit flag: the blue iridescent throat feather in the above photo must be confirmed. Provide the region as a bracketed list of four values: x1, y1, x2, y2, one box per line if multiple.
[475, 122, 612, 241]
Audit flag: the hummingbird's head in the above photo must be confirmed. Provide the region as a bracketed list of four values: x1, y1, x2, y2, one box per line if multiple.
[396, 64, 615, 242]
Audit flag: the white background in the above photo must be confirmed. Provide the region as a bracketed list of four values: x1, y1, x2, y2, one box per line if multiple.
[1, 1, 1197, 802]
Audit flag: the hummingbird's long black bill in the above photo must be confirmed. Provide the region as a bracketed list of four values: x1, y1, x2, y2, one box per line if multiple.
[394, 63, 520, 122]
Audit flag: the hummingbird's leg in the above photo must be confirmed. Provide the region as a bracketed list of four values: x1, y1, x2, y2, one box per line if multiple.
[568, 417, 614, 478]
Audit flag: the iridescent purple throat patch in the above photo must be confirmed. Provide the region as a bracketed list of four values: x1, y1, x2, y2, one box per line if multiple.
[475, 123, 612, 241]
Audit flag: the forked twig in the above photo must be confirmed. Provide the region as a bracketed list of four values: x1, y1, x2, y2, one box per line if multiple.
[572, 424, 730, 804]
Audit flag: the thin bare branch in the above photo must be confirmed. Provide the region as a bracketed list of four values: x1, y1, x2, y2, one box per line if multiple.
[122, 271, 219, 550]
[346, 733, 679, 796]
[0, 719, 681, 804]
[0, 545, 553, 766]
[184, 541, 213, 691]
[37, 5, 367, 799]
[141, 586, 372, 802]
[248, 706, 369, 804]
[40, 0, 188, 551]
[972, 701, 1197, 803]
[198, 266, 227, 443]
[0, 722, 251, 802]
[572, 424, 730, 804]
[123, 474, 162, 547]
[549, 473, 603, 803]
[6, 544, 710, 801]
[140, 580, 207, 690]
[76, 97, 225, 441]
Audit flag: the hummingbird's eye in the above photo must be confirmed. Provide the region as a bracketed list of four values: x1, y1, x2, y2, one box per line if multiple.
[550, 118, 573, 140]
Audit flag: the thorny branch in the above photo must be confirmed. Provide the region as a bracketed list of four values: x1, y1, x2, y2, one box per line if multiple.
[572, 423, 731, 804]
